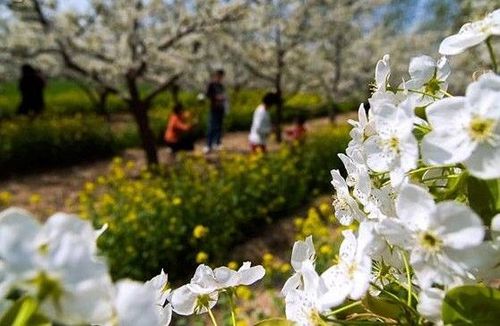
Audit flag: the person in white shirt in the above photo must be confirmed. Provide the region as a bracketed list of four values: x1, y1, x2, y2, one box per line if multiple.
[249, 92, 278, 152]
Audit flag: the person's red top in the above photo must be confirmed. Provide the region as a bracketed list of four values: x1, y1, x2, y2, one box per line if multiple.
[164, 114, 190, 143]
[285, 125, 307, 141]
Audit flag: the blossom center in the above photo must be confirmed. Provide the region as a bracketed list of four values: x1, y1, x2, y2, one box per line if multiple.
[384, 136, 400, 153]
[418, 231, 443, 252]
[468, 116, 495, 143]
[424, 77, 442, 95]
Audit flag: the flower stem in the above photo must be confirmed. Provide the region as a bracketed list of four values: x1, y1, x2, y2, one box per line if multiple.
[207, 307, 218, 326]
[407, 164, 456, 176]
[402, 252, 412, 307]
[327, 301, 362, 316]
[227, 291, 237, 326]
[486, 37, 498, 73]
[439, 89, 453, 97]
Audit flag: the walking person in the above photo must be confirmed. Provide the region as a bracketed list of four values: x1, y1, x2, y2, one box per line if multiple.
[249, 92, 279, 153]
[204, 69, 227, 153]
[17, 64, 46, 116]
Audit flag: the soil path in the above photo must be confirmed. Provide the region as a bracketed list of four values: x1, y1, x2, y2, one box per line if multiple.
[0, 113, 355, 217]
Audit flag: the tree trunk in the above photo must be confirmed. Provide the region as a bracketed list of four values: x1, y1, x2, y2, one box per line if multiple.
[275, 83, 283, 143]
[126, 71, 159, 165]
[131, 100, 159, 165]
[98, 90, 112, 123]
[330, 35, 343, 123]
[170, 83, 180, 106]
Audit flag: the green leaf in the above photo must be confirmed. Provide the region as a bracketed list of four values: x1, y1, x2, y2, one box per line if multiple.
[362, 293, 404, 321]
[0, 297, 50, 326]
[442, 285, 500, 325]
[467, 177, 500, 226]
[254, 318, 294, 326]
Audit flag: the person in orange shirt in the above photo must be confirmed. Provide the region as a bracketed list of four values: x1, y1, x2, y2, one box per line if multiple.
[164, 104, 194, 154]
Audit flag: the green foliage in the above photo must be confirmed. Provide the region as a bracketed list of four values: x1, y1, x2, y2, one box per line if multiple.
[0, 297, 50, 326]
[467, 176, 500, 226]
[0, 115, 122, 173]
[442, 285, 500, 325]
[78, 126, 350, 281]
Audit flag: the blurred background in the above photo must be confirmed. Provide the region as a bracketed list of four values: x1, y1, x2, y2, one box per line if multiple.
[0, 0, 498, 323]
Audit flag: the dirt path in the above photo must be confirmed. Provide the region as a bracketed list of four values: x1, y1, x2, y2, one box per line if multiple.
[0, 114, 354, 217]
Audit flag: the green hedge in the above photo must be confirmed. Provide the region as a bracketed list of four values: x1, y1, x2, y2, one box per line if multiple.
[77, 125, 350, 281]
[0, 115, 124, 173]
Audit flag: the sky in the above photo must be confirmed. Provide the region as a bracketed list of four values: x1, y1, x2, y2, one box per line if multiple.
[59, 0, 89, 12]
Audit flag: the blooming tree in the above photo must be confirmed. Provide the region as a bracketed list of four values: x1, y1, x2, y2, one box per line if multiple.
[6, 0, 246, 164]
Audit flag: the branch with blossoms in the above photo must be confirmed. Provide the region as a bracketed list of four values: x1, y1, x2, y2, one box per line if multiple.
[281, 8, 500, 326]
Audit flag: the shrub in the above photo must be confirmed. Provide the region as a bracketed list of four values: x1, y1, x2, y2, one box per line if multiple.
[0, 115, 121, 173]
[77, 125, 350, 280]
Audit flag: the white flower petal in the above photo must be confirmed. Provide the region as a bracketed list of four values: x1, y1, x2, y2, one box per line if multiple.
[396, 184, 436, 230]
[439, 31, 487, 55]
[436, 201, 484, 249]
[464, 140, 500, 180]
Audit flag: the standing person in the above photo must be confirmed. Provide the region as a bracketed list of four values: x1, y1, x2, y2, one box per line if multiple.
[249, 92, 278, 153]
[164, 104, 195, 156]
[204, 69, 227, 153]
[17, 64, 46, 116]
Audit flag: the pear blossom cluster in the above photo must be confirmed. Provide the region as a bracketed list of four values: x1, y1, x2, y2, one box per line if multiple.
[0, 208, 265, 325]
[282, 9, 500, 325]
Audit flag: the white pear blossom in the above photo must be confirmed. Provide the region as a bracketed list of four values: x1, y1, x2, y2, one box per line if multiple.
[320, 229, 372, 308]
[113, 280, 166, 326]
[374, 54, 391, 93]
[365, 99, 418, 187]
[285, 261, 328, 326]
[404, 55, 451, 106]
[330, 169, 366, 225]
[145, 270, 173, 326]
[282, 236, 316, 296]
[439, 9, 500, 55]
[346, 104, 374, 155]
[422, 72, 500, 179]
[0, 208, 114, 325]
[417, 287, 445, 324]
[338, 151, 371, 205]
[370, 54, 402, 106]
[378, 184, 484, 288]
[168, 262, 264, 316]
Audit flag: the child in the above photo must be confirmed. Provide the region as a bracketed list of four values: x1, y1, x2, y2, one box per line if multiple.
[164, 104, 194, 154]
[248, 92, 278, 153]
[285, 114, 307, 143]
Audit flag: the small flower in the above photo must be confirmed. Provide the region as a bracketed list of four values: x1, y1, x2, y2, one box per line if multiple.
[282, 236, 316, 297]
[365, 99, 418, 187]
[193, 225, 209, 239]
[172, 197, 182, 206]
[320, 229, 372, 308]
[168, 263, 264, 316]
[196, 251, 208, 264]
[330, 169, 366, 225]
[439, 9, 500, 55]
[29, 193, 41, 205]
[404, 55, 450, 106]
[227, 261, 239, 270]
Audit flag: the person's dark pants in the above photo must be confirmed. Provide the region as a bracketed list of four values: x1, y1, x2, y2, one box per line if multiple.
[207, 109, 224, 149]
[166, 137, 195, 154]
